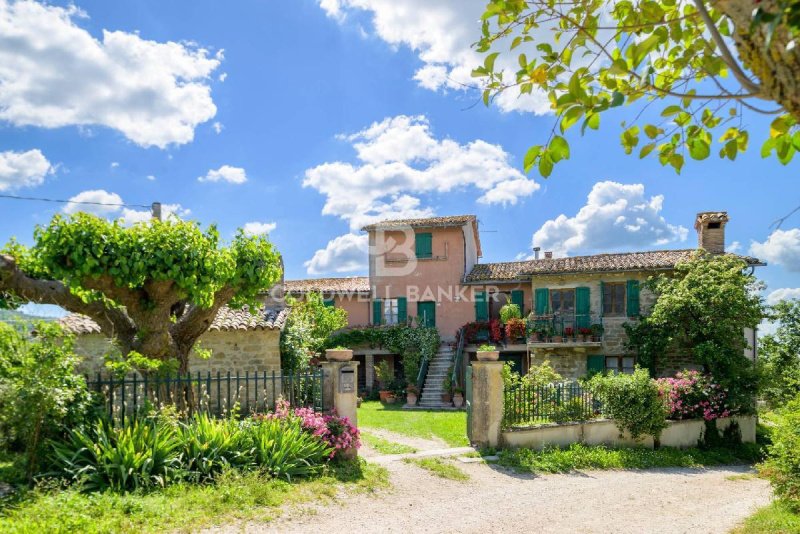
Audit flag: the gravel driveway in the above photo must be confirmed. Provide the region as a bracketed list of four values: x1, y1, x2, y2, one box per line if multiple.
[214, 433, 773, 534]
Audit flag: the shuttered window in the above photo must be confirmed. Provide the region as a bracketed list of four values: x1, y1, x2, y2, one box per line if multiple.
[602, 282, 626, 316]
[534, 288, 550, 315]
[397, 297, 407, 323]
[415, 232, 432, 259]
[626, 280, 640, 317]
[587, 354, 605, 374]
[474, 291, 488, 321]
[372, 300, 382, 325]
[575, 287, 590, 328]
[511, 290, 525, 316]
[551, 288, 575, 313]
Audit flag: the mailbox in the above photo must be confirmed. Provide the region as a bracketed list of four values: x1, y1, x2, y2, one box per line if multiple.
[339, 366, 355, 393]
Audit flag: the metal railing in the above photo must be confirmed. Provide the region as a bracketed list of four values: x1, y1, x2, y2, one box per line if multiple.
[86, 368, 325, 424]
[527, 313, 604, 341]
[503, 381, 599, 428]
[451, 326, 466, 390]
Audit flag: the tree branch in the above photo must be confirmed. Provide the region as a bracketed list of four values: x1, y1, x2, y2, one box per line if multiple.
[171, 285, 237, 349]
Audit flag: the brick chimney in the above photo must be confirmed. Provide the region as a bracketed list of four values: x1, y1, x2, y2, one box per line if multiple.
[695, 211, 729, 254]
[544, 251, 553, 259]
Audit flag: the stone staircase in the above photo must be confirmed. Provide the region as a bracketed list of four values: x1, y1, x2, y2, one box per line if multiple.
[419, 345, 455, 409]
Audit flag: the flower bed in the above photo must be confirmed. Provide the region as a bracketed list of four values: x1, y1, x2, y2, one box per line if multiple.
[657, 370, 731, 421]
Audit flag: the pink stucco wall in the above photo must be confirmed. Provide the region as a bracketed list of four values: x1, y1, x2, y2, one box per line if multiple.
[334, 294, 371, 327]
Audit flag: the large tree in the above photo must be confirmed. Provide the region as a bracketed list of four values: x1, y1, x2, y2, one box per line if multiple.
[759, 298, 800, 408]
[474, 0, 800, 176]
[0, 213, 282, 374]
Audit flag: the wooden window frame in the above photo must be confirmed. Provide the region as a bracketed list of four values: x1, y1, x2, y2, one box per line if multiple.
[383, 298, 399, 325]
[550, 288, 576, 314]
[605, 356, 636, 374]
[603, 282, 627, 316]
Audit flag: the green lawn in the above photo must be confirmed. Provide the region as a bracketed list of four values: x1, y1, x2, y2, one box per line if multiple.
[0, 457, 387, 533]
[360, 431, 417, 455]
[403, 457, 470, 481]
[357, 401, 468, 447]
[733, 501, 800, 534]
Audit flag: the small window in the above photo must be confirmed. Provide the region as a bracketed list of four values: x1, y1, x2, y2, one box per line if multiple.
[606, 356, 635, 374]
[383, 298, 399, 325]
[415, 232, 432, 259]
[603, 283, 626, 316]
[551, 288, 575, 314]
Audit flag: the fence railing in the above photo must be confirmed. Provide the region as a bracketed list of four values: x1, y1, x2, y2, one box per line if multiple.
[86, 368, 325, 424]
[527, 313, 604, 341]
[503, 381, 599, 428]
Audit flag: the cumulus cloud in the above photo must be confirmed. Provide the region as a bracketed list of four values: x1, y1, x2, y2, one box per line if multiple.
[304, 233, 368, 275]
[750, 229, 800, 272]
[212, 122, 223, 134]
[318, 0, 552, 113]
[766, 287, 800, 305]
[62, 189, 189, 223]
[242, 221, 277, 236]
[0, 149, 53, 191]
[198, 165, 247, 184]
[0, 1, 220, 148]
[531, 181, 688, 257]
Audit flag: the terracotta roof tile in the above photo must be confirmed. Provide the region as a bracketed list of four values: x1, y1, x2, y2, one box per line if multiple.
[361, 214, 475, 231]
[59, 306, 288, 335]
[465, 249, 764, 282]
[284, 277, 370, 294]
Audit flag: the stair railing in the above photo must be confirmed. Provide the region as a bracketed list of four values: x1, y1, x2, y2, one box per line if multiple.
[415, 350, 430, 400]
[451, 326, 466, 390]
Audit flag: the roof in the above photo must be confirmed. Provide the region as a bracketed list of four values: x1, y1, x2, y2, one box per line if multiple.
[464, 249, 764, 282]
[284, 276, 370, 294]
[360, 214, 476, 231]
[59, 306, 289, 336]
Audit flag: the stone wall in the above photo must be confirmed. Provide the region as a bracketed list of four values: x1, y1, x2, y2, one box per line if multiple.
[529, 349, 588, 378]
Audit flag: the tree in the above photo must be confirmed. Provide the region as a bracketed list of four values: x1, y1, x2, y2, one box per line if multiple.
[759, 299, 800, 408]
[638, 251, 765, 409]
[474, 0, 800, 177]
[0, 213, 282, 374]
[280, 292, 348, 371]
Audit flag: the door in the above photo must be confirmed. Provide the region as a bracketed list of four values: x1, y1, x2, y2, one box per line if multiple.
[417, 301, 436, 328]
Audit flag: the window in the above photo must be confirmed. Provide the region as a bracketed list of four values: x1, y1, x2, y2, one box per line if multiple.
[606, 356, 635, 374]
[383, 298, 399, 325]
[489, 291, 510, 321]
[550, 288, 575, 314]
[603, 283, 626, 316]
[415, 232, 432, 259]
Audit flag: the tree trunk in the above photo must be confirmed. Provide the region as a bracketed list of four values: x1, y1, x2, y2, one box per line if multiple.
[717, 0, 800, 119]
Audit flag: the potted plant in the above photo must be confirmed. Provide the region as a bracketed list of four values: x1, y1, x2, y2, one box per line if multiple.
[453, 387, 465, 408]
[578, 327, 593, 342]
[591, 323, 604, 342]
[375, 360, 393, 402]
[441, 372, 452, 404]
[505, 317, 526, 342]
[563, 327, 574, 342]
[476, 343, 500, 361]
[406, 384, 419, 406]
[499, 303, 522, 324]
[325, 345, 353, 361]
[551, 325, 563, 343]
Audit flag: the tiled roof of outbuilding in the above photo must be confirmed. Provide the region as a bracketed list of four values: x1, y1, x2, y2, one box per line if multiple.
[59, 306, 289, 335]
[464, 249, 764, 282]
[284, 276, 370, 294]
[361, 214, 476, 231]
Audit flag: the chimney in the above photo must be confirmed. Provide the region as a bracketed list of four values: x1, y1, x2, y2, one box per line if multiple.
[533, 247, 541, 260]
[695, 211, 729, 254]
[544, 251, 553, 259]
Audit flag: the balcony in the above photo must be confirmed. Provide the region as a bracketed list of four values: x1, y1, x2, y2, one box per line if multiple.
[526, 313, 604, 348]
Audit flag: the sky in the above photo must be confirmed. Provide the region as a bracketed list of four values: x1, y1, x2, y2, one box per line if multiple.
[0, 0, 798, 314]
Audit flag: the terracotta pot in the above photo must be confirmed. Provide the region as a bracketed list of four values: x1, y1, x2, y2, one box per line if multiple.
[582, 335, 589, 342]
[379, 390, 392, 402]
[552, 336, 563, 343]
[441, 393, 452, 404]
[476, 350, 500, 361]
[325, 348, 353, 361]
[406, 392, 418, 406]
[453, 393, 464, 408]
[386, 395, 397, 404]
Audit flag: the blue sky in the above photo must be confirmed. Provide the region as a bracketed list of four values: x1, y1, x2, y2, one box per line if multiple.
[0, 0, 798, 307]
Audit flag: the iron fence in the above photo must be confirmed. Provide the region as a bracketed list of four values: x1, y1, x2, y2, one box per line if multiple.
[86, 368, 325, 424]
[503, 381, 599, 428]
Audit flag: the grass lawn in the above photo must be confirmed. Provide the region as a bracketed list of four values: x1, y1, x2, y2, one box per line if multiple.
[0, 455, 388, 534]
[358, 401, 468, 447]
[733, 501, 800, 534]
[403, 457, 469, 481]
[361, 431, 417, 455]
[498, 442, 763, 474]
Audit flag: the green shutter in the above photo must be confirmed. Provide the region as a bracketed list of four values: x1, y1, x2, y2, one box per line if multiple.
[587, 354, 605, 374]
[576, 286, 590, 328]
[415, 232, 432, 259]
[417, 301, 436, 328]
[372, 299, 382, 325]
[323, 299, 335, 307]
[474, 291, 488, 321]
[398, 297, 407, 323]
[599, 281, 605, 317]
[626, 280, 640, 317]
[534, 288, 550, 315]
[511, 290, 525, 316]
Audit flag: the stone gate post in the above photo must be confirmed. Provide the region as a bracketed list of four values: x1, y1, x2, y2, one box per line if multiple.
[320, 360, 359, 427]
[470, 361, 504, 448]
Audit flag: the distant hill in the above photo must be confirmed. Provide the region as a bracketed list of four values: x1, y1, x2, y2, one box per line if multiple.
[0, 309, 58, 327]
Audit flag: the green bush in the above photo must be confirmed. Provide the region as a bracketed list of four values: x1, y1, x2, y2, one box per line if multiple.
[499, 303, 521, 323]
[178, 412, 254, 482]
[589, 367, 668, 441]
[760, 394, 800, 511]
[250, 417, 332, 480]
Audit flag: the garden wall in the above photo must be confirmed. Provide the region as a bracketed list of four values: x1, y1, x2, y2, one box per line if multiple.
[501, 416, 756, 450]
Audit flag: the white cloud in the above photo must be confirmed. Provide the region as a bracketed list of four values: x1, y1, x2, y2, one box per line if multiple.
[212, 121, 223, 134]
[198, 165, 247, 184]
[120, 203, 190, 224]
[63, 189, 123, 216]
[218, 72, 227, 82]
[304, 233, 368, 275]
[319, 0, 552, 113]
[750, 229, 800, 272]
[242, 221, 277, 236]
[531, 181, 689, 256]
[0, 149, 53, 191]
[0, 1, 220, 148]
[110, 162, 119, 169]
[146, 175, 156, 181]
[726, 241, 741, 253]
[766, 287, 800, 305]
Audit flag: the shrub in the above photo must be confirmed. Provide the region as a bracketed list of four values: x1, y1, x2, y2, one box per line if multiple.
[177, 412, 254, 482]
[589, 367, 668, 441]
[504, 318, 526, 340]
[266, 400, 360, 459]
[499, 303, 521, 323]
[760, 394, 800, 511]
[249, 417, 332, 480]
[656, 370, 732, 421]
[477, 343, 496, 352]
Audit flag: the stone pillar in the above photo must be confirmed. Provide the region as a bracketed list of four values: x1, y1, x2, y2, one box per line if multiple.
[470, 361, 504, 448]
[365, 354, 375, 390]
[320, 361, 360, 427]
